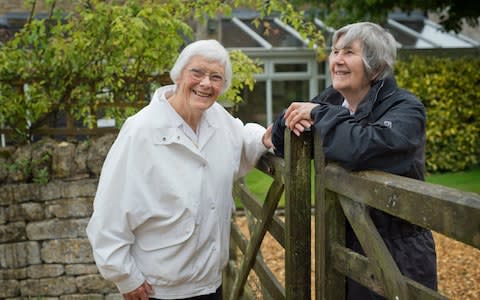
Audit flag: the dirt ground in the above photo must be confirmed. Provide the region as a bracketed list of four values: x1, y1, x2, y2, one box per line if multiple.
[234, 216, 480, 299]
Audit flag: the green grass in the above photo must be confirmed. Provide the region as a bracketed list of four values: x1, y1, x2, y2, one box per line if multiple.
[238, 166, 480, 208]
[426, 166, 480, 194]
[243, 169, 274, 200]
[236, 169, 278, 209]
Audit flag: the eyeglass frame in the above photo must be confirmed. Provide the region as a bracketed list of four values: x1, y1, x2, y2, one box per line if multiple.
[187, 68, 226, 85]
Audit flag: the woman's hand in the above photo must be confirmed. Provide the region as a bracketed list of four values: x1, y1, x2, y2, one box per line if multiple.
[284, 102, 319, 136]
[262, 124, 274, 149]
[123, 281, 153, 300]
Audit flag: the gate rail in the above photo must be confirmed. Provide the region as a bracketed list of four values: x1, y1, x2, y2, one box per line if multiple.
[224, 130, 480, 299]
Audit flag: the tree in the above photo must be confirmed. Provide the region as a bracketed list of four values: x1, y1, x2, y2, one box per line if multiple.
[291, 0, 480, 33]
[0, 0, 325, 143]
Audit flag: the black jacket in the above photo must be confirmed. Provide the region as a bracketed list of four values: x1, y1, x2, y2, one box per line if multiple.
[271, 77, 437, 299]
[272, 77, 426, 180]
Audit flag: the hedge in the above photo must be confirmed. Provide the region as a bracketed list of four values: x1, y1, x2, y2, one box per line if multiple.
[396, 56, 480, 172]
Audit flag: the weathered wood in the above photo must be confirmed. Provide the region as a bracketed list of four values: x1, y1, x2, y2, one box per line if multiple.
[230, 223, 286, 299]
[338, 194, 409, 300]
[244, 209, 273, 300]
[224, 261, 256, 300]
[236, 181, 286, 247]
[227, 128, 478, 300]
[330, 243, 383, 295]
[228, 146, 289, 300]
[285, 129, 312, 299]
[324, 164, 480, 248]
[229, 171, 284, 300]
[223, 261, 237, 296]
[330, 244, 448, 300]
[313, 132, 463, 299]
[315, 131, 345, 300]
[255, 152, 285, 184]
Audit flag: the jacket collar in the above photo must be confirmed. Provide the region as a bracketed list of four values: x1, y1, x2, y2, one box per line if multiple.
[150, 85, 218, 154]
[316, 77, 397, 120]
[355, 76, 397, 119]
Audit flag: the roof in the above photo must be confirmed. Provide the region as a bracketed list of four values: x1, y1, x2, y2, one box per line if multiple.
[1, 9, 478, 50]
[215, 10, 480, 51]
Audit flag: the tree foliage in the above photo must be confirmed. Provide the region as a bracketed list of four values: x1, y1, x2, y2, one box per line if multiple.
[293, 0, 480, 33]
[0, 0, 325, 144]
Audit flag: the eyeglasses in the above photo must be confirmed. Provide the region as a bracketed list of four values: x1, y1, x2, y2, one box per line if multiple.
[188, 68, 225, 85]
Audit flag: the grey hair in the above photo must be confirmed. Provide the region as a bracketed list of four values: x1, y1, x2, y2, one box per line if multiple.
[332, 22, 397, 81]
[170, 39, 232, 94]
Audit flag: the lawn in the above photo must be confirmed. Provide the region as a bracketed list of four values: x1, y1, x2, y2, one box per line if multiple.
[239, 165, 480, 208]
[426, 166, 480, 194]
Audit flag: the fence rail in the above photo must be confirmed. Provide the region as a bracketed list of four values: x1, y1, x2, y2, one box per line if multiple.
[225, 129, 480, 299]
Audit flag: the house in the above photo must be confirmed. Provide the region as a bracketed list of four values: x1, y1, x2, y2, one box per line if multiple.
[1, 4, 478, 128]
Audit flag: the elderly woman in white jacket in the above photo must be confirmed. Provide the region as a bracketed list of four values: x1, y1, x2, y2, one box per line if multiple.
[86, 39, 272, 300]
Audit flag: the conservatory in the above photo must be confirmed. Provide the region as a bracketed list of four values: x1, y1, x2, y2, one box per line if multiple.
[0, 9, 478, 139]
[206, 10, 480, 126]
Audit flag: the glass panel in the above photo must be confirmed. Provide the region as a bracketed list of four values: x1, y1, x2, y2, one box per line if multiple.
[235, 82, 267, 125]
[318, 60, 327, 72]
[318, 60, 328, 78]
[384, 23, 418, 48]
[318, 78, 327, 91]
[420, 22, 472, 47]
[235, 80, 310, 126]
[274, 63, 307, 73]
[243, 19, 304, 47]
[272, 80, 309, 118]
[318, 60, 330, 89]
[221, 19, 261, 48]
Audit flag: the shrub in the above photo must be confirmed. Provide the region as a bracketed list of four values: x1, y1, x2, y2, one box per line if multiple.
[0, 0, 324, 145]
[396, 56, 480, 172]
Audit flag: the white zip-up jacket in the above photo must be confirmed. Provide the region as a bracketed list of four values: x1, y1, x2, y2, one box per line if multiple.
[86, 85, 268, 298]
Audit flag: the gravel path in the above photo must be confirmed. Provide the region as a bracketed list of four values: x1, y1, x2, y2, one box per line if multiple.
[235, 216, 480, 299]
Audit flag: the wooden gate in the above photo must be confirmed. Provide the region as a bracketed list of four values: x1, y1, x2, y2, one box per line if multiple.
[225, 130, 313, 299]
[225, 129, 480, 299]
[313, 132, 480, 300]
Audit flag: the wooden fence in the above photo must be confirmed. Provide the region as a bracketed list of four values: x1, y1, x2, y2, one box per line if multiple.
[225, 129, 480, 299]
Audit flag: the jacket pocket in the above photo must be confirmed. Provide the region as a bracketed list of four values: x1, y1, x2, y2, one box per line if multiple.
[135, 209, 195, 250]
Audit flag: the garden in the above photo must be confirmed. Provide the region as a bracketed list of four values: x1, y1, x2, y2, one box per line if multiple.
[0, 0, 479, 299]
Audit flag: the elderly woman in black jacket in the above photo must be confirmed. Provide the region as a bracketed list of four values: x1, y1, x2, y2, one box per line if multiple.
[271, 22, 437, 299]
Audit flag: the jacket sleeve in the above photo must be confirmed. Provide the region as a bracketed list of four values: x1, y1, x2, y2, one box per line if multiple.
[310, 97, 426, 175]
[271, 110, 287, 158]
[271, 87, 341, 158]
[86, 119, 146, 294]
[234, 118, 269, 179]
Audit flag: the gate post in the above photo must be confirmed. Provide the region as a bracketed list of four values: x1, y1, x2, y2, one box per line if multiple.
[314, 133, 346, 300]
[284, 129, 312, 299]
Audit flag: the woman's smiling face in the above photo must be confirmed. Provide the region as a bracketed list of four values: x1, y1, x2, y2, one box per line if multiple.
[329, 37, 371, 101]
[175, 56, 225, 113]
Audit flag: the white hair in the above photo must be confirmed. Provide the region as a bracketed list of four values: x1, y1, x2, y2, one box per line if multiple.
[170, 39, 232, 94]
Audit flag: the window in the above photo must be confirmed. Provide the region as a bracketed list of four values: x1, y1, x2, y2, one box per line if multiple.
[235, 82, 266, 125]
[272, 80, 310, 118]
[274, 63, 307, 73]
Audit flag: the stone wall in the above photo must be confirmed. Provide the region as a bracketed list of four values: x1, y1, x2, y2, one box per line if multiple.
[0, 134, 124, 299]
